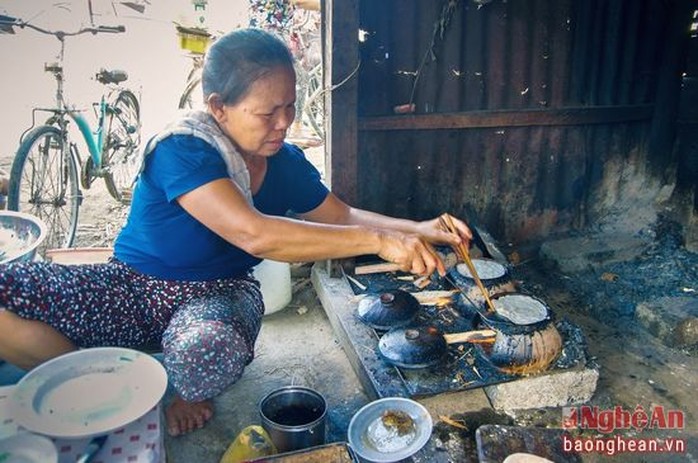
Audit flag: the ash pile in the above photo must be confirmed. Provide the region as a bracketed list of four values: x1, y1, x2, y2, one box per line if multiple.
[523, 213, 698, 353]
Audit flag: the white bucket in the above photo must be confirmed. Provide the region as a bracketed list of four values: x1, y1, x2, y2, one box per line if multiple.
[253, 259, 292, 315]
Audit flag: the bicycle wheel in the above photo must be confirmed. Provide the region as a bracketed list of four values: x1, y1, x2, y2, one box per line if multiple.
[302, 63, 324, 139]
[7, 125, 80, 251]
[103, 89, 141, 203]
[178, 72, 203, 109]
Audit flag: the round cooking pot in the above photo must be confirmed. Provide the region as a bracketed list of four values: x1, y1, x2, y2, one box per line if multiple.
[357, 290, 420, 330]
[259, 386, 327, 453]
[476, 293, 563, 375]
[447, 258, 516, 311]
[377, 294, 563, 375]
[378, 326, 496, 369]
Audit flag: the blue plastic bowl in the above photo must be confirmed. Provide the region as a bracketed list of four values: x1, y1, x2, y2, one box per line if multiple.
[0, 211, 47, 265]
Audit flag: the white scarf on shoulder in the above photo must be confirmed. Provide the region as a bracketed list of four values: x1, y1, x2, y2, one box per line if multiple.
[140, 110, 252, 203]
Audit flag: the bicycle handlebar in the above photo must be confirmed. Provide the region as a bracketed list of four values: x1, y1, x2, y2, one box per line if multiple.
[0, 16, 125, 38]
[95, 25, 126, 33]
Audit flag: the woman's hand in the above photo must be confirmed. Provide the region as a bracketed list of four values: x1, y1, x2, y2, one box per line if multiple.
[416, 215, 473, 249]
[298, 196, 472, 274]
[376, 230, 446, 277]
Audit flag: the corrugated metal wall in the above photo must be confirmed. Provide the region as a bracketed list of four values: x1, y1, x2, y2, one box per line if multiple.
[675, 10, 698, 212]
[352, 0, 695, 243]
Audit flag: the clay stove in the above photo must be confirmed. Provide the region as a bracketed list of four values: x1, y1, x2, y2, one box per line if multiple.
[312, 226, 598, 407]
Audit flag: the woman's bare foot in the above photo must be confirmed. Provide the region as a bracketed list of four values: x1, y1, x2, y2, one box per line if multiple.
[165, 396, 214, 436]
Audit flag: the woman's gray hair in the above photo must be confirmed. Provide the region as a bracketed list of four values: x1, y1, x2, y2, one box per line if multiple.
[202, 28, 294, 105]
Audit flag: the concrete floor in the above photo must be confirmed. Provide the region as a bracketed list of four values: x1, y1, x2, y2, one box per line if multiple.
[164, 266, 372, 462]
[0, 265, 370, 462]
[2, 256, 696, 462]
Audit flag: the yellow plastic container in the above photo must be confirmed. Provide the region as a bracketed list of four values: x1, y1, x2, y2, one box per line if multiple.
[219, 425, 277, 463]
[178, 32, 210, 54]
[176, 25, 211, 54]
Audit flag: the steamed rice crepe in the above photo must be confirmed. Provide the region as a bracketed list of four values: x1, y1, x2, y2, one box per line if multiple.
[493, 294, 548, 325]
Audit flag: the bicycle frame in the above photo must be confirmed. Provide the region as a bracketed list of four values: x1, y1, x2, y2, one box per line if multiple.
[68, 97, 109, 170]
[23, 66, 115, 179]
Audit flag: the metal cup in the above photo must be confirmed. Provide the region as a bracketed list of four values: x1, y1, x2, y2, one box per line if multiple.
[259, 386, 327, 453]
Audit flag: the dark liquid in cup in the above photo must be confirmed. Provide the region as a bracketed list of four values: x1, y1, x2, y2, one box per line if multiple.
[269, 405, 322, 426]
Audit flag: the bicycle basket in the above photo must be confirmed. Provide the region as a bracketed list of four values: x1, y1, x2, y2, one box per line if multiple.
[176, 25, 211, 54]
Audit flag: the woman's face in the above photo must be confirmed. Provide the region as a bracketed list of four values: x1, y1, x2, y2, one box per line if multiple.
[214, 66, 296, 158]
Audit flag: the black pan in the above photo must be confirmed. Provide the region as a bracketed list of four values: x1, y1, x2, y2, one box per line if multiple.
[377, 294, 563, 374]
[356, 290, 420, 330]
[377, 326, 496, 369]
[475, 294, 563, 375]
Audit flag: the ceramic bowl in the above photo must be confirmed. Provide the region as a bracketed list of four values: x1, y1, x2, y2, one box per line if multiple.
[347, 397, 432, 463]
[0, 432, 58, 463]
[0, 211, 47, 264]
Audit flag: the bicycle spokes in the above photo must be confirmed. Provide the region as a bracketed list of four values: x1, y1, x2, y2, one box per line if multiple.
[8, 127, 80, 251]
[102, 89, 141, 203]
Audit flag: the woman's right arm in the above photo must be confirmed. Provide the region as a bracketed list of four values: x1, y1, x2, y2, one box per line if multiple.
[177, 178, 442, 276]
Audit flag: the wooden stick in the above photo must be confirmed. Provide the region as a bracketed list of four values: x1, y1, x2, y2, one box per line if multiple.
[443, 329, 496, 344]
[459, 250, 497, 313]
[410, 290, 459, 305]
[438, 214, 497, 313]
[413, 275, 432, 289]
[354, 262, 401, 275]
[344, 274, 367, 291]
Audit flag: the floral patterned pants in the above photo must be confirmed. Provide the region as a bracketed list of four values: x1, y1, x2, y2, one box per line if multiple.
[0, 259, 264, 401]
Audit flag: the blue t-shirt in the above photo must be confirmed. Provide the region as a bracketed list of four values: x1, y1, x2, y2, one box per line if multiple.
[114, 135, 329, 280]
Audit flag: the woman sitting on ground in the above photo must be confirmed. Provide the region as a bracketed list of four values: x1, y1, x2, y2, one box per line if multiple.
[0, 28, 471, 437]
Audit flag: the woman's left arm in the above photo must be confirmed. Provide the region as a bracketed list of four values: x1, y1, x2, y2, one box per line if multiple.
[300, 193, 472, 248]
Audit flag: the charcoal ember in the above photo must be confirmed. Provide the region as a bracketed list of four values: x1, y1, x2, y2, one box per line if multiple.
[675, 317, 698, 347]
[553, 319, 589, 369]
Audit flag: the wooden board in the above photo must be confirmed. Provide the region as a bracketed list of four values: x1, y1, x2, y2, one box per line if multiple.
[44, 247, 113, 265]
[248, 442, 355, 463]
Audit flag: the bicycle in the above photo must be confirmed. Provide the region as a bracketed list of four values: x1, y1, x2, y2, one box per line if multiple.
[0, 16, 142, 251]
[287, 6, 324, 141]
[175, 24, 211, 110]
[178, 52, 205, 110]
[297, 62, 324, 140]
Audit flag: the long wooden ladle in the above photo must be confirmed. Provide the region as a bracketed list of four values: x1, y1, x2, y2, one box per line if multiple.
[438, 213, 497, 313]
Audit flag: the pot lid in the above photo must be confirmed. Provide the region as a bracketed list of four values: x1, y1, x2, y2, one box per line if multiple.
[378, 326, 447, 369]
[357, 290, 420, 330]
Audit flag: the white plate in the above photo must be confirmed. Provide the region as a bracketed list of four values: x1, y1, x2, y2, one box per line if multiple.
[503, 453, 554, 463]
[10, 347, 167, 438]
[348, 397, 433, 463]
[0, 432, 58, 463]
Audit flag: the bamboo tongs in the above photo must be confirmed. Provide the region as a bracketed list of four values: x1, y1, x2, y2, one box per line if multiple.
[438, 213, 497, 314]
